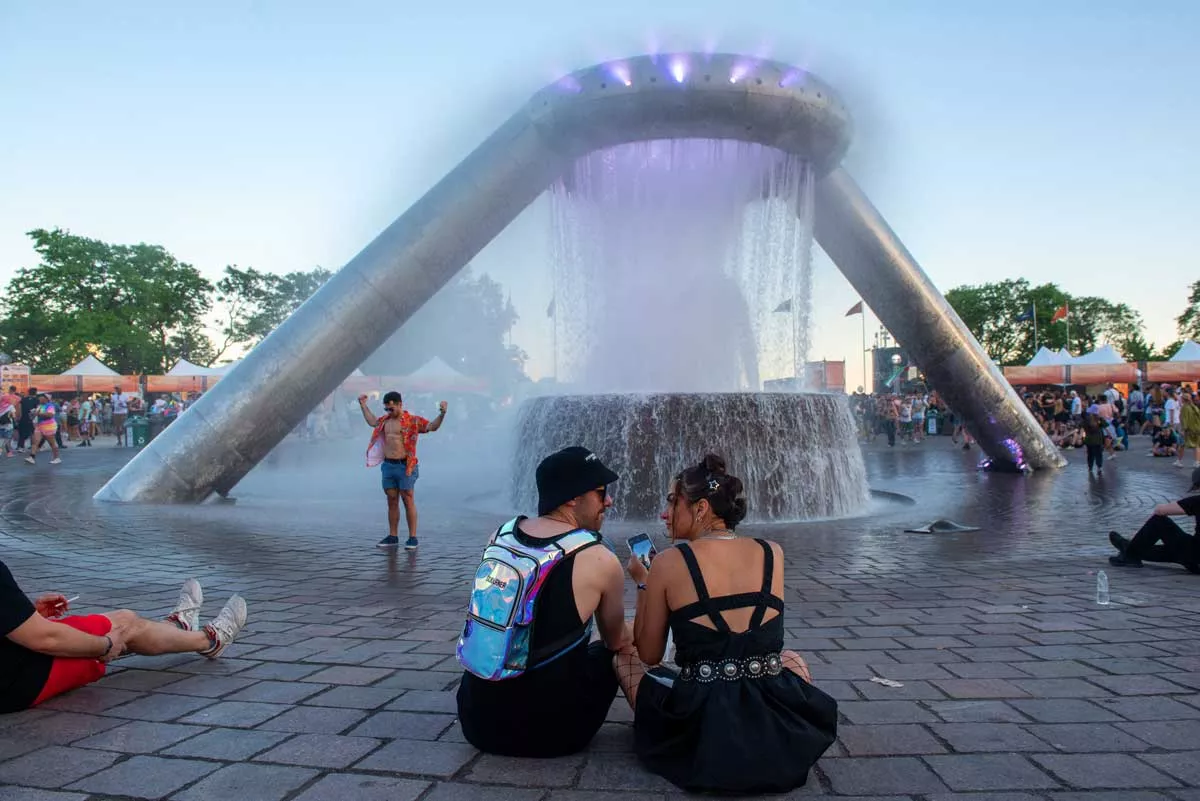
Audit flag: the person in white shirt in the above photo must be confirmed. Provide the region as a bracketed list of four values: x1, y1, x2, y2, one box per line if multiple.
[1165, 390, 1183, 467]
[1070, 391, 1083, 419]
[111, 386, 129, 446]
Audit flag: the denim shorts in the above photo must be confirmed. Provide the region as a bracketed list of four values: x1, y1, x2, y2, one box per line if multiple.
[381, 460, 419, 491]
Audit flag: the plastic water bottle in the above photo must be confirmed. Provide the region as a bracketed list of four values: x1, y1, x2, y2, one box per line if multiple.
[1096, 570, 1110, 606]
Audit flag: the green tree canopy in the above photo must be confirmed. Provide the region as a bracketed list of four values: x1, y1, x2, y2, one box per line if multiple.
[1177, 279, 1200, 342]
[0, 228, 213, 373]
[212, 265, 332, 362]
[361, 268, 527, 393]
[944, 279, 1147, 365]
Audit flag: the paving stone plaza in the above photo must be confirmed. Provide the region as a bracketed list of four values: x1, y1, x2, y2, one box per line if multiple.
[3, 436, 1200, 801]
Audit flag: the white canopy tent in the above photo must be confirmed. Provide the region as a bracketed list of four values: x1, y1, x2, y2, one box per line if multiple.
[1170, 340, 1200, 362]
[61, 355, 120, 376]
[1071, 344, 1126, 365]
[166, 359, 217, 376]
[1026, 347, 1075, 366]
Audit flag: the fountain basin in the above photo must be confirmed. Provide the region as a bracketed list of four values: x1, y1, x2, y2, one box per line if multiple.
[512, 392, 870, 522]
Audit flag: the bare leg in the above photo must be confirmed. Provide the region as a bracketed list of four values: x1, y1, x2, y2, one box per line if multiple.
[26, 431, 43, 461]
[48, 433, 60, 459]
[385, 489, 400, 539]
[105, 610, 210, 656]
[782, 649, 812, 682]
[614, 647, 645, 710]
[399, 489, 417, 539]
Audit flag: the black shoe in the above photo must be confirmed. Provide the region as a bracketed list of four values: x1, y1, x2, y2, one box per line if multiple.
[376, 535, 400, 549]
[1109, 531, 1130, 553]
[1109, 554, 1143, 568]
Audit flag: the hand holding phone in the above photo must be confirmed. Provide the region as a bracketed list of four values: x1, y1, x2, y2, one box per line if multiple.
[626, 533, 657, 572]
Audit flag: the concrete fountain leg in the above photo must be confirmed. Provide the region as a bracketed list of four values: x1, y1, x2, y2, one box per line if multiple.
[813, 167, 1065, 471]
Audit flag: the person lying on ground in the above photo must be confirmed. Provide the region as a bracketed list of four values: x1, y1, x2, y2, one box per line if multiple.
[1, 565, 247, 713]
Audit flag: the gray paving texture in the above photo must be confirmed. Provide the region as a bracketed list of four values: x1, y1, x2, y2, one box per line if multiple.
[3, 432, 1200, 800]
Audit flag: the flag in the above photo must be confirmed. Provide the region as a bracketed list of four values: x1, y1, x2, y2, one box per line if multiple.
[1050, 303, 1069, 324]
[1015, 304, 1034, 322]
[845, 300, 863, 317]
[773, 299, 792, 313]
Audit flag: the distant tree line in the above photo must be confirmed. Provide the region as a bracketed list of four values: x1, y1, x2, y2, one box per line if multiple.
[943, 278, 1200, 366]
[0, 228, 528, 392]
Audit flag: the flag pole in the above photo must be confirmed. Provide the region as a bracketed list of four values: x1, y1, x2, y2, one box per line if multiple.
[1032, 301, 1039, 352]
[861, 308, 868, 393]
[1065, 303, 1070, 355]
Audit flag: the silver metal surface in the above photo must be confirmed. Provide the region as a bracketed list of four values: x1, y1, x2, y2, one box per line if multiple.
[97, 52, 1056, 503]
[814, 168, 1067, 471]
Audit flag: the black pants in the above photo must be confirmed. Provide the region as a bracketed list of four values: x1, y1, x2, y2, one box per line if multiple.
[883, 420, 896, 447]
[16, 423, 31, 449]
[1125, 515, 1200, 572]
[1086, 444, 1103, 471]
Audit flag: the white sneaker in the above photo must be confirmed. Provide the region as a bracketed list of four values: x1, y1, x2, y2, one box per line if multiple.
[49, 458, 62, 465]
[1174, 460, 1184, 468]
[166, 579, 203, 631]
[200, 595, 247, 659]
[24, 456, 34, 465]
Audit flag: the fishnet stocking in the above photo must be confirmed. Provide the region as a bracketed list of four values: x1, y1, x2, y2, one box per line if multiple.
[782, 649, 812, 682]
[614, 648, 646, 710]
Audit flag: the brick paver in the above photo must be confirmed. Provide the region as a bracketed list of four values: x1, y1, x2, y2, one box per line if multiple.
[2, 436, 1200, 798]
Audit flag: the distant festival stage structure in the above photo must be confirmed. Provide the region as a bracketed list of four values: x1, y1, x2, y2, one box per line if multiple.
[97, 52, 1064, 504]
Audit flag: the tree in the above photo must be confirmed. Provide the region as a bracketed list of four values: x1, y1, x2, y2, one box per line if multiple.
[361, 268, 527, 392]
[943, 280, 1147, 365]
[1176, 279, 1200, 342]
[212, 265, 332, 362]
[0, 228, 213, 374]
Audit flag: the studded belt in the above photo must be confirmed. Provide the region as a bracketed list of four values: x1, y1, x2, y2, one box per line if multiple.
[678, 653, 784, 682]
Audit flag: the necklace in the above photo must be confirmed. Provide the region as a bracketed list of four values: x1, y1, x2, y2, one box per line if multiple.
[697, 529, 738, 541]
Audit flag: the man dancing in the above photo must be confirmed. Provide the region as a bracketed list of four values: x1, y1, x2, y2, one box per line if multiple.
[360, 391, 447, 550]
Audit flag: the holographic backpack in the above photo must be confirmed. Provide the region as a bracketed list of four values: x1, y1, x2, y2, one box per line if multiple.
[457, 517, 600, 681]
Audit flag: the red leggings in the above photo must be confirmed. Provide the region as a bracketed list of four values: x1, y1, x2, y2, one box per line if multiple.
[32, 614, 112, 706]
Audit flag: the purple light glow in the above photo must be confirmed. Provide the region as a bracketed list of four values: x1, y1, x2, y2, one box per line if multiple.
[669, 57, 687, 83]
[778, 69, 805, 88]
[729, 62, 752, 84]
[556, 75, 583, 94]
[608, 63, 633, 87]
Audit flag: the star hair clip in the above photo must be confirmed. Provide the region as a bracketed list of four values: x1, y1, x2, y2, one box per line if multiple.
[707, 478, 720, 492]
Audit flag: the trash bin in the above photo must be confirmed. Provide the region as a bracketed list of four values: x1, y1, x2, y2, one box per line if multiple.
[147, 415, 166, 443]
[126, 417, 149, 447]
[926, 410, 939, 436]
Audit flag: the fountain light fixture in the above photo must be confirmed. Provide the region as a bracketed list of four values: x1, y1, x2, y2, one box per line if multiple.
[669, 56, 688, 83]
[608, 62, 633, 87]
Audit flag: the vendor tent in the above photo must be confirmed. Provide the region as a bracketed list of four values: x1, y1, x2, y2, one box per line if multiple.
[1070, 345, 1126, 365]
[398, 357, 487, 393]
[1170, 340, 1200, 362]
[1026, 347, 1074, 366]
[61, 355, 119, 376]
[166, 359, 217, 376]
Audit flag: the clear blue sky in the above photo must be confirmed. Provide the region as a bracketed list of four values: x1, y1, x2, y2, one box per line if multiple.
[2, 1, 1197, 389]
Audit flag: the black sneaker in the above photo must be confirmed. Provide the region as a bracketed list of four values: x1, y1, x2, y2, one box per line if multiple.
[1109, 531, 1129, 553]
[404, 537, 419, 551]
[1109, 554, 1143, 568]
[376, 536, 400, 549]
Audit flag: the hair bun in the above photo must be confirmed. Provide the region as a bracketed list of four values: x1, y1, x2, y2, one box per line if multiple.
[700, 453, 727, 476]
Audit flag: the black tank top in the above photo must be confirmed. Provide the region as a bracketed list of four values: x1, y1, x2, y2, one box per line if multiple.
[511, 524, 590, 653]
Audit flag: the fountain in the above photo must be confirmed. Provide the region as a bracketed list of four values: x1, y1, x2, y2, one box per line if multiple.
[97, 52, 1065, 506]
[515, 138, 870, 522]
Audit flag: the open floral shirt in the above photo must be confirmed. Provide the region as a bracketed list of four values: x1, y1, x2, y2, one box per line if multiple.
[366, 410, 430, 476]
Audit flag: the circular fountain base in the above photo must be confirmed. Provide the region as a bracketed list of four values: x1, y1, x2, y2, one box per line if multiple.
[512, 392, 870, 522]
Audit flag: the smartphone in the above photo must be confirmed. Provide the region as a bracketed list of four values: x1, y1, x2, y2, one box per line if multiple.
[626, 533, 657, 571]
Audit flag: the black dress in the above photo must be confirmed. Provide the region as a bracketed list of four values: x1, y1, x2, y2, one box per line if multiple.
[635, 540, 838, 794]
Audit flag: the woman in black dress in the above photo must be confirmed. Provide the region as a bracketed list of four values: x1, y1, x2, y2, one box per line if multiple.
[615, 455, 837, 794]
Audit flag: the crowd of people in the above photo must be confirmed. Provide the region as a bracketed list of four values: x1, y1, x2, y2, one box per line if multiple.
[1016, 382, 1200, 473]
[849, 389, 973, 449]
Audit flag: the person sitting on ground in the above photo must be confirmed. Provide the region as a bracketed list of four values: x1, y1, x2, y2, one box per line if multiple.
[455, 446, 632, 757]
[1153, 426, 1178, 458]
[614, 454, 837, 795]
[1107, 467, 1200, 572]
[1, 563, 247, 713]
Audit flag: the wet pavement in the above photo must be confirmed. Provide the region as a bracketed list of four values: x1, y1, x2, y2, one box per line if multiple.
[2, 433, 1200, 800]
